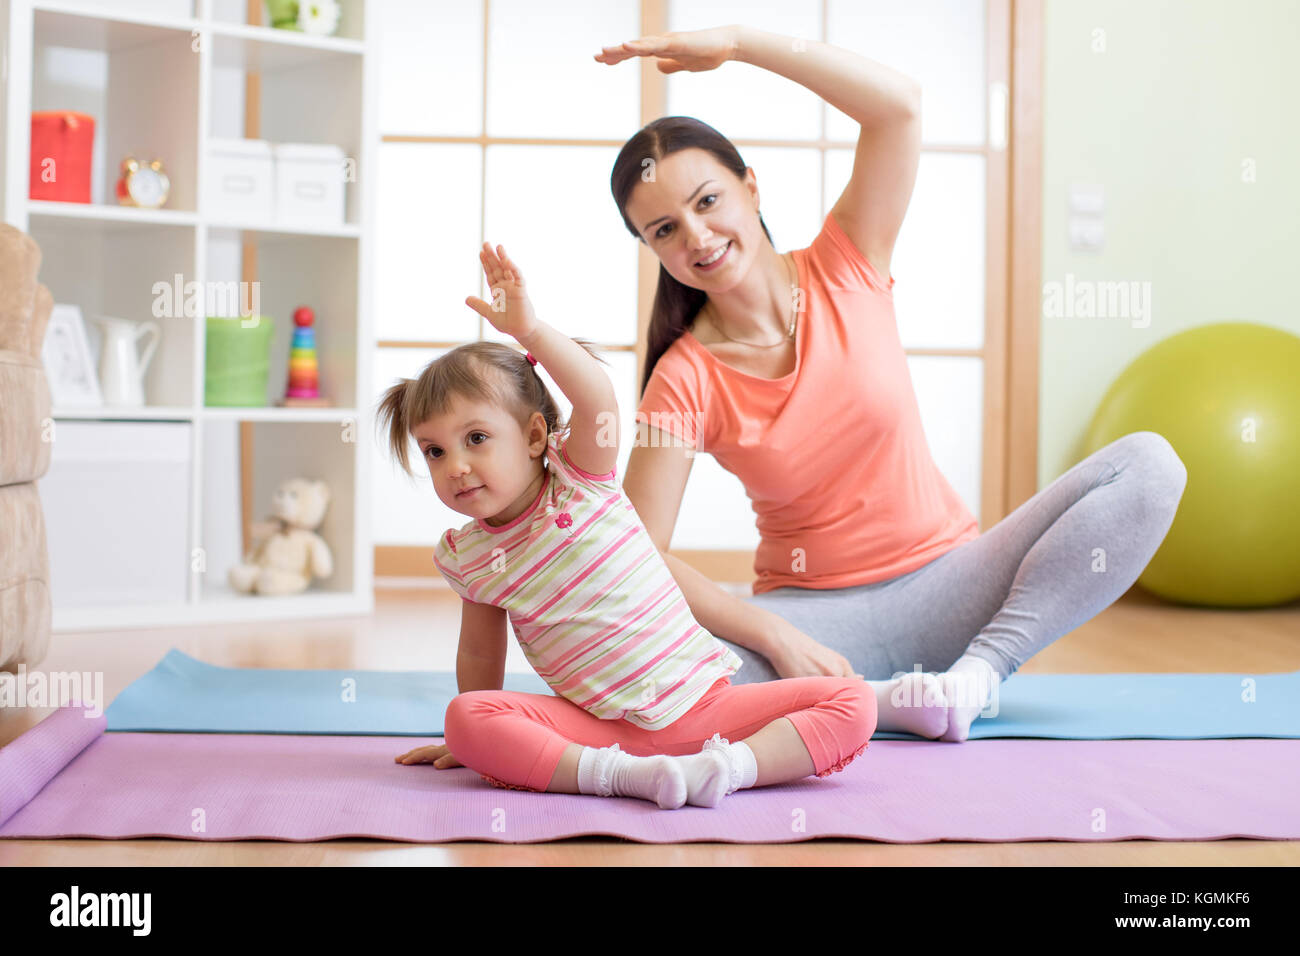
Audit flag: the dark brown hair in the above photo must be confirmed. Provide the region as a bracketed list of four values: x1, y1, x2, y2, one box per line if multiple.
[611, 116, 775, 397]
[375, 340, 607, 477]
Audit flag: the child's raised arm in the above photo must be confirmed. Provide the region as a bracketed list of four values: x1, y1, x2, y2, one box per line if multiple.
[465, 242, 619, 478]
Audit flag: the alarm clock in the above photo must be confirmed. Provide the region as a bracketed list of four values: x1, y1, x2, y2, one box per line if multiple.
[115, 157, 170, 209]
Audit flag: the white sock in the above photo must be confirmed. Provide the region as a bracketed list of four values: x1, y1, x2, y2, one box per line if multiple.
[868, 672, 949, 738]
[939, 654, 1000, 743]
[697, 734, 758, 803]
[671, 750, 731, 808]
[576, 744, 686, 810]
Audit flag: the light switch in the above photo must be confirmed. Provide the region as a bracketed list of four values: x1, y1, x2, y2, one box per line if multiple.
[1068, 183, 1104, 251]
[1069, 217, 1105, 251]
[1069, 183, 1105, 214]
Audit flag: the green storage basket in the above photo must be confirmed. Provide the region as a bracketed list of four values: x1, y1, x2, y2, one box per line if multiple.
[205, 315, 274, 406]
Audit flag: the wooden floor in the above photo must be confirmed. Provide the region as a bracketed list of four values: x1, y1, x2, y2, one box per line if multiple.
[2, 582, 1298, 866]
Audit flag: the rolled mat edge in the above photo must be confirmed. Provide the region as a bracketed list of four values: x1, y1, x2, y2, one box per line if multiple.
[0, 703, 106, 829]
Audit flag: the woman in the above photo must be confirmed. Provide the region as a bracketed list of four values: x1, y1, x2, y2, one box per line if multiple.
[597, 26, 1187, 742]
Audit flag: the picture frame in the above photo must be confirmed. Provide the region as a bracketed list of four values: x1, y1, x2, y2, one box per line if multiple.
[41, 303, 102, 407]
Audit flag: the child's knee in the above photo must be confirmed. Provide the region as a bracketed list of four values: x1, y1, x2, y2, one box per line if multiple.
[829, 679, 877, 740]
[442, 690, 496, 751]
[852, 680, 879, 739]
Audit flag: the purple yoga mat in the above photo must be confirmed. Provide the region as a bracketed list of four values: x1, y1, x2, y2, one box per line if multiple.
[2, 705, 1298, 843]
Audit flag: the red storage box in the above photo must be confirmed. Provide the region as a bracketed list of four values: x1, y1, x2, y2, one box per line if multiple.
[29, 111, 95, 203]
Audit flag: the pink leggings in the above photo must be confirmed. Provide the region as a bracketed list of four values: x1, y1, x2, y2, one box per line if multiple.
[442, 675, 877, 793]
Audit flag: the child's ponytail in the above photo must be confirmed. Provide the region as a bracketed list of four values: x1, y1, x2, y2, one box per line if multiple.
[376, 377, 419, 478]
[374, 338, 613, 479]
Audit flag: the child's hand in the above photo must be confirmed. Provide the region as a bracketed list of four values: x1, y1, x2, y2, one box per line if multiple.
[394, 743, 462, 770]
[465, 242, 539, 342]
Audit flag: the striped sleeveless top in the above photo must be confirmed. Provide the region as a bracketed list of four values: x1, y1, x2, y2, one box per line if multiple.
[432, 427, 742, 730]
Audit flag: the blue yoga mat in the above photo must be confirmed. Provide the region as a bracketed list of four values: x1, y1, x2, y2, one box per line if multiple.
[105, 649, 553, 736]
[104, 649, 1300, 739]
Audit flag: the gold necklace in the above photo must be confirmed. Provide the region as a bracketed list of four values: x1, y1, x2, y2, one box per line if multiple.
[703, 252, 797, 349]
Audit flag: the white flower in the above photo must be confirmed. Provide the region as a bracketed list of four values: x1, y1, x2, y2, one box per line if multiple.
[297, 0, 341, 36]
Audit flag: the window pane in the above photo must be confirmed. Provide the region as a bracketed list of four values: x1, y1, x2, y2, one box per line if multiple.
[907, 355, 983, 522]
[606, 350, 641, 482]
[371, 347, 468, 545]
[483, 146, 638, 345]
[487, 0, 639, 139]
[826, 0, 986, 146]
[673, 453, 761, 551]
[376, 143, 482, 343]
[825, 149, 985, 349]
[740, 146, 823, 250]
[667, 0, 823, 142]
[375, 0, 484, 136]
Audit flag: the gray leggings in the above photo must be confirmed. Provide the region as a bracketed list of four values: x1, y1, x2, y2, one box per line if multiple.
[721, 431, 1189, 684]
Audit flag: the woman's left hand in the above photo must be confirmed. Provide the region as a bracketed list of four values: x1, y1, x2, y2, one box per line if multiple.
[764, 616, 863, 681]
[594, 27, 741, 74]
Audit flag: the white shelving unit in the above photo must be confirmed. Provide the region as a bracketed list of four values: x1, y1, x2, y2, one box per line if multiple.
[2, 0, 376, 629]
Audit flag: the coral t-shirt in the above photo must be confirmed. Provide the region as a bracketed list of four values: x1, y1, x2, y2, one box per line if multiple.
[636, 211, 980, 595]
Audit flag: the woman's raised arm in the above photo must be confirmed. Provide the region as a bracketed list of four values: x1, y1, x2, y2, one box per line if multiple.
[600, 24, 922, 278]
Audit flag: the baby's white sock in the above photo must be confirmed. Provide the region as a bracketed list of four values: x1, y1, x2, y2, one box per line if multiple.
[576, 744, 686, 810]
[670, 750, 731, 808]
[868, 672, 950, 738]
[939, 653, 1000, 743]
[688, 734, 758, 806]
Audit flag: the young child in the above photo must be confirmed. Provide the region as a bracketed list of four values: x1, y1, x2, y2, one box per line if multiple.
[379, 241, 876, 810]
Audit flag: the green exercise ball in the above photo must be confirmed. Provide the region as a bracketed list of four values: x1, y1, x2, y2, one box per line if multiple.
[1082, 321, 1300, 608]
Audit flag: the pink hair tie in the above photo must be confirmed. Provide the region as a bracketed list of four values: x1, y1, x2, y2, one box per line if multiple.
[525, 352, 538, 366]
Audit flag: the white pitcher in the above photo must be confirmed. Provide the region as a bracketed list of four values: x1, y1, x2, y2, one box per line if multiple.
[91, 316, 160, 406]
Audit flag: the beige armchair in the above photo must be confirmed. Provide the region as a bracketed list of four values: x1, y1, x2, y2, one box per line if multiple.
[0, 223, 53, 672]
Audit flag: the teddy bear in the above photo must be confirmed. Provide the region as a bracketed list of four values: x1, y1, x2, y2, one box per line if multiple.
[228, 478, 333, 596]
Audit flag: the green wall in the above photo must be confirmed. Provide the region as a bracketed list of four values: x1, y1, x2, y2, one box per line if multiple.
[1038, 0, 1300, 487]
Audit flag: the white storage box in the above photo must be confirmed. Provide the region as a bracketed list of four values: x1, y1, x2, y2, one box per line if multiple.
[39, 421, 191, 607]
[205, 138, 274, 223]
[273, 143, 346, 225]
